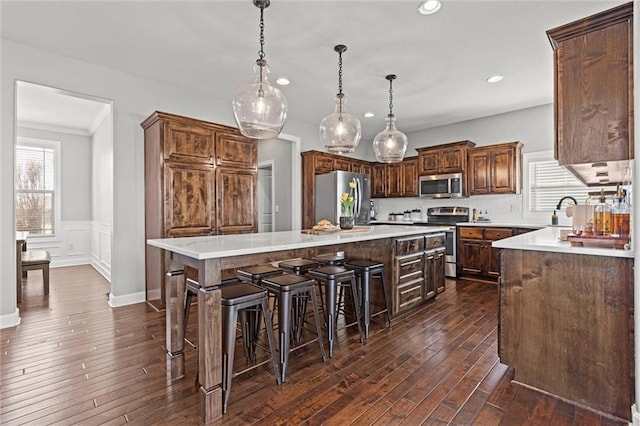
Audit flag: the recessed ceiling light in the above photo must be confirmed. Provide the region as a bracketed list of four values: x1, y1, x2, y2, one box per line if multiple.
[275, 77, 290, 86]
[486, 75, 503, 83]
[418, 0, 441, 15]
[363, 112, 375, 118]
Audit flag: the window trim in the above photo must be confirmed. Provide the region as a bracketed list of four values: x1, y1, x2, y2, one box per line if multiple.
[15, 137, 61, 239]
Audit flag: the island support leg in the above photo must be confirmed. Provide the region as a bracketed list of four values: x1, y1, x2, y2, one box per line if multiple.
[165, 268, 185, 380]
[198, 260, 223, 422]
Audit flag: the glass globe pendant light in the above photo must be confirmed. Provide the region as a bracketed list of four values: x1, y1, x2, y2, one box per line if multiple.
[372, 74, 408, 163]
[232, 0, 287, 139]
[319, 44, 362, 154]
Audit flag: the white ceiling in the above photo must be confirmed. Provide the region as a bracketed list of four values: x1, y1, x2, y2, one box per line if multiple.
[2, 0, 627, 140]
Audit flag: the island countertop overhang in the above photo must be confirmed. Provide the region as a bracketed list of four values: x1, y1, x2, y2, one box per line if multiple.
[492, 226, 634, 259]
[147, 225, 451, 260]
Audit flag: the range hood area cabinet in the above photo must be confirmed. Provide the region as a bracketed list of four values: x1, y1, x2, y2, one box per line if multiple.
[547, 2, 633, 186]
[415, 140, 476, 176]
[142, 111, 258, 310]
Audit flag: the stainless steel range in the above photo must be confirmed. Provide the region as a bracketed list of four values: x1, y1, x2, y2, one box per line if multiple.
[423, 207, 470, 278]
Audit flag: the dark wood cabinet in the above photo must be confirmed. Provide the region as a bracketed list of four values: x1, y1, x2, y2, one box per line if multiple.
[424, 247, 445, 299]
[467, 142, 522, 196]
[547, 2, 633, 185]
[371, 164, 386, 198]
[216, 168, 257, 234]
[372, 157, 418, 198]
[392, 235, 425, 315]
[163, 162, 215, 237]
[142, 111, 257, 309]
[215, 132, 256, 169]
[457, 226, 513, 281]
[416, 140, 476, 176]
[301, 151, 374, 229]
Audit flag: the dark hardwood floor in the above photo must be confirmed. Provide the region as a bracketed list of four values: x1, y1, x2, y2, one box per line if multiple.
[1, 265, 625, 425]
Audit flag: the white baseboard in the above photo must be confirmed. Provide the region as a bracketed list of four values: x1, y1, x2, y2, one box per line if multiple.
[0, 308, 21, 329]
[631, 403, 639, 425]
[91, 260, 111, 282]
[52, 257, 92, 268]
[108, 291, 145, 308]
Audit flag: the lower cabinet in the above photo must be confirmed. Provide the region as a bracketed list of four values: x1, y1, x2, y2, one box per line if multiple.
[425, 247, 445, 299]
[392, 233, 445, 316]
[457, 226, 513, 281]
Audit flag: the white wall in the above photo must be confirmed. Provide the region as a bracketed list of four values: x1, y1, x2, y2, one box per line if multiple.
[374, 104, 560, 226]
[0, 39, 320, 326]
[258, 138, 293, 231]
[91, 112, 113, 281]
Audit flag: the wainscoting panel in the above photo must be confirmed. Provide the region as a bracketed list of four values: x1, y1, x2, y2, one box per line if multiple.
[91, 221, 111, 281]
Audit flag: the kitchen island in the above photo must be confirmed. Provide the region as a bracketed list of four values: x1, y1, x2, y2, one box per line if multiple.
[147, 224, 449, 423]
[494, 227, 634, 421]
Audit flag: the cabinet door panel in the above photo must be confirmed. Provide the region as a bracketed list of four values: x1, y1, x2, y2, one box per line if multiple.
[215, 132, 256, 169]
[372, 164, 386, 198]
[402, 159, 418, 197]
[334, 157, 352, 171]
[164, 122, 215, 164]
[315, 154, 335, 174]
[386, 164, 403, 197]
[555, 21, 632, 165]
[164, 163, 215, 236]
[216, 168, 258, 234]
[491, 149, 516, 193]
[419, 151, 439, 175]
[488, 246, 501, 279]
[439, 147, 464, 173]
[468, 152, 491, 195]
[459, 239, 484, 276]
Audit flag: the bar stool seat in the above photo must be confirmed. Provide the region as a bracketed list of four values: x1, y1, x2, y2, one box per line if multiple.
[312, 253, 346, 266]
[345, 259, 391, 339]
[261, 273, 326, 382]
[278, 258, 319, 274]
[308, 266, 364, 357]
[237, 265, 284, 284]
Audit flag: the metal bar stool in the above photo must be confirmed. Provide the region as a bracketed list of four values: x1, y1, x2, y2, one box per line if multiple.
[237, 265, 284, 353]
[219, 281, 281, 413]
[278, 258, 319, 341]
[308, 266, 364, 357]
[261, 273, 326, 382]
[344, 259, 391, 339]
[184, 276, 238, 336]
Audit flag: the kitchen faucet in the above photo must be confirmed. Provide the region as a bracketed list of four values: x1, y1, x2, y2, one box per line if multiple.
[556, 196, 578, 210]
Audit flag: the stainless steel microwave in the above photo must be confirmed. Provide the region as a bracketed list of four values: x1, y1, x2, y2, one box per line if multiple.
[419, 173, 464, 198]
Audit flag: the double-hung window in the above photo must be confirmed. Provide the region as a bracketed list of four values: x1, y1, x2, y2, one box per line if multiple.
[523, 151, 617, 220]
[15, 138, 61, 237]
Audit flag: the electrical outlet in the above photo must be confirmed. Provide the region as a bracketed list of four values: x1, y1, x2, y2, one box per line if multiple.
[275, 205, 279, 213]
[68, 243, 74, 251]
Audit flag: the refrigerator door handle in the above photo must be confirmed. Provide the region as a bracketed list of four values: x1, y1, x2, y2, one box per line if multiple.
[355, 178, 361, 219]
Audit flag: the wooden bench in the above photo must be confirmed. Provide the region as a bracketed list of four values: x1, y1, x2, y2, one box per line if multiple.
[21, 250, 51, 299]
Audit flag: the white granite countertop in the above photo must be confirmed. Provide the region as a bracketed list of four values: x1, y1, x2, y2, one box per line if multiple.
[492, 227, 634, 258]
[147, 225, 450, 260]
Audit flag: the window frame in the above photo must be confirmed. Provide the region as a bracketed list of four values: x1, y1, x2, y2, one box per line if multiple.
[522, 150, 617, 223]
[15, 137, 61, 239]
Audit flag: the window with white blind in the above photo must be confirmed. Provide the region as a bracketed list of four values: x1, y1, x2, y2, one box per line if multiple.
[523, 151, 616, 217]
[15, 139, 60, 237]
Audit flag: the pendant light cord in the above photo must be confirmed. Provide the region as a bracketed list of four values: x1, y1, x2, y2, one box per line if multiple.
[337, 49, 343, 114]
[388, 78, 394, 116]
[258, 6, 265, 61]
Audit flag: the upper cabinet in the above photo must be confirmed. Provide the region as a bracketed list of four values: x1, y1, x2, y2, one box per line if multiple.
[215, 132, 257, 169]
[371, 157, 418, 198]
[162, 119, 215, 164]
[547, 2, 633, 185]
[467, 142, 522, 195]
[415, 140, 476, 175]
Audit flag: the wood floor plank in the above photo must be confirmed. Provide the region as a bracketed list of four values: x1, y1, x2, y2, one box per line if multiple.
[0, 267, 624, 425]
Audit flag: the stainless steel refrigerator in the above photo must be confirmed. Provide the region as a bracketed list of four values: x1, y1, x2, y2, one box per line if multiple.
[315, 171, 371, 226]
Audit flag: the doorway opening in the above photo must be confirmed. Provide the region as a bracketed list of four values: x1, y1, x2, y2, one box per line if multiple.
[14, 81, 114, 309]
